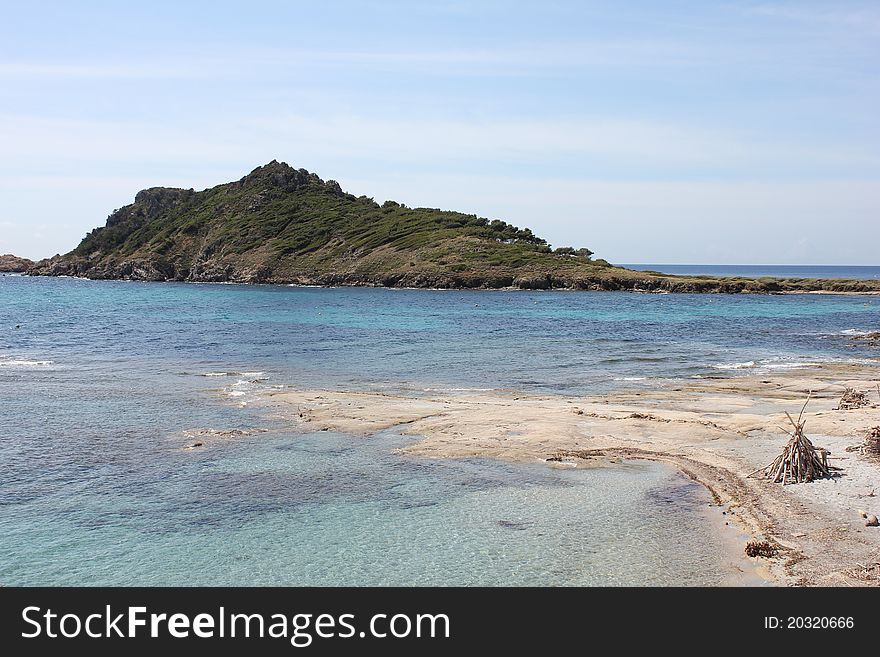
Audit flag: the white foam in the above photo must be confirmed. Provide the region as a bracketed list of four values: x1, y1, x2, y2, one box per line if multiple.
[758, 356, 814, 370]
[713, 357, 817, 372]
[760, 361, 810, 371]
[841, 329, 875, 336]
[0, 358, 54, 368]
[713, 361, 756, 370]
[203, 370, 268, 379]
[615, 376, 648, 381]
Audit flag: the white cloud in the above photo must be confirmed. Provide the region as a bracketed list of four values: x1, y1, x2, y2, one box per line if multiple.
[1, 112, 875, 177]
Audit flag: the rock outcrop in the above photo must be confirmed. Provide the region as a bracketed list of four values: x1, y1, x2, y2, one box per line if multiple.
[0, 254, 34, 272]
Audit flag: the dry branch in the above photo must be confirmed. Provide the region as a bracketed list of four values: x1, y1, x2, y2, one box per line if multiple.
[863, 426, 880, 458]
[836, 387, 872, 410]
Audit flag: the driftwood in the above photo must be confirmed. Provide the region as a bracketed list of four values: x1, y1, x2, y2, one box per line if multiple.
[863, 426, 880, 457]
[836, 387, 872, 410]
[745, 540, 778, 558]
[749, 398, 831, 484]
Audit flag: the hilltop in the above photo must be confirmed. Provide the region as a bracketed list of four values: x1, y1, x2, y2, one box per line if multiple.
[0, 254, 34, 272]
[28, 162, 880, 293]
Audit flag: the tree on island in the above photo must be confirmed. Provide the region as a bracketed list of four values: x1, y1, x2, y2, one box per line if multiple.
[554, 246, 594, 260]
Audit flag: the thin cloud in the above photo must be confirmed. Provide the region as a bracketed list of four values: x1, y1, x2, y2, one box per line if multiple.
[0, 41, 695, 81]
[1, 112, 877, 179]
[745, 2, 880, 33]
[0, 61, 215, 80]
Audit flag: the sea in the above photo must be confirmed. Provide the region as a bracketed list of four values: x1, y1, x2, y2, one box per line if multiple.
[1, 273, 878, 586]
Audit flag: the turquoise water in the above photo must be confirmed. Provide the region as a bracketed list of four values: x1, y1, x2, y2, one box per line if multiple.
[1, 275, 879, 585]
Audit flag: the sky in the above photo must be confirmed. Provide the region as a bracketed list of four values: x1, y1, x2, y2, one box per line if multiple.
[0, 1, 877, 264]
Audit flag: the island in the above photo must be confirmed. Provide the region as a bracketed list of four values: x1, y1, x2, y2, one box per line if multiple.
[28, 161, 880, 293]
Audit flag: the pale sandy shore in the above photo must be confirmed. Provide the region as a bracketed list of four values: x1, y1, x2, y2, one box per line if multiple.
[253, 362, 880, 586]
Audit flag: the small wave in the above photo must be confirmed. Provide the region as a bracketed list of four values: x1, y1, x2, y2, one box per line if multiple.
[0, 357, 54, 368]
[202, 370, 268, 379]
[757, 356, 814, 370]
[713, 357, 816, 372]
[713, 361, 756, 370]
[241, 371, 268, 379]
[614, 376, 648, 381]
[840, 329, 875, 336]
[760, 361, 810, 371]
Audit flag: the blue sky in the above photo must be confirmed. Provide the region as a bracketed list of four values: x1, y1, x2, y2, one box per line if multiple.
[1, 1, 877, 263]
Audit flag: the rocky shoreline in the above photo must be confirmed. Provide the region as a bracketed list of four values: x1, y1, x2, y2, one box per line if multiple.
[25, 257, 880, 294]
[0, 254, 34, 273]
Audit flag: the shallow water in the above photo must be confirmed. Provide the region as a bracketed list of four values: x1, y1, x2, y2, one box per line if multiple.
[1, 276, 877, 585]
[0, 428, 748, 586]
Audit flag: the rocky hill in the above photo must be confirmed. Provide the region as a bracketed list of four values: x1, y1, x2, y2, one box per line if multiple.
[0, 254, 34, 272]
[28, 162, 880, 293]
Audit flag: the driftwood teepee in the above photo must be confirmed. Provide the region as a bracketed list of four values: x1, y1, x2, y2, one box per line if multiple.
[750, 398, 831, 484]
[836, 387, 872, 410]
[863, 426, 880, 457]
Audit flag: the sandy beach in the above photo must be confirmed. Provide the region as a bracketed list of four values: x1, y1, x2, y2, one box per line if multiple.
[254, 362, 880, 586]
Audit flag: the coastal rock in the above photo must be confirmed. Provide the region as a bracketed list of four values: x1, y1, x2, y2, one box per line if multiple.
[850, 331, 880, 347]
[0, 254, 35, 272]
[129, 187, 195, 222]
[513, 274, 553, 290]
[866, 515, 879, 527]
